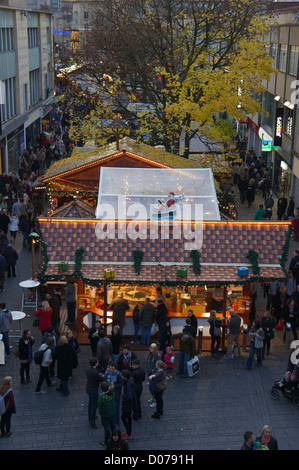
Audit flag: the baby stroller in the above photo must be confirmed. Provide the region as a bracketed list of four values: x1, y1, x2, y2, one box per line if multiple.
[270, 379, 299, 406]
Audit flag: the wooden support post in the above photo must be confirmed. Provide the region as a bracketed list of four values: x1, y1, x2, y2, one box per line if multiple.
[221, 286, 227, 348]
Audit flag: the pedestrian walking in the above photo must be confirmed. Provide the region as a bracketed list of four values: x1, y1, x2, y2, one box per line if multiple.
[18, 329, 35, 384]
[3, 243, 18, 278]
[104, 362, 123, 428]
[9, 212, 18, 242]
[34, 337, 54, 394]
[0, 376, 16, 438]
[0, 253, 6, 292]
[261, 311, 275, 358]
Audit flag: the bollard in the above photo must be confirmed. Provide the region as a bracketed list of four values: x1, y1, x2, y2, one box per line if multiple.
[286, 323, 291, 350]
[242, 325, 248, 353]
[198, 327, 203, 355]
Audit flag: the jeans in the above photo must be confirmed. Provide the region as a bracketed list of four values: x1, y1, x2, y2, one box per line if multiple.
[58, 379, 69, 395]
[87, 390, 98, 425]
[154, 390, 164, 415]
[133, 323, 140, 342]
[22, 231, 29, 248]
[211, 334, 221, 355]
[7, 265, 16, 278]
[178, 351, 191, 377]
[121, 411, 132, 436]
[101, 415, 116, 445]
[142, 326, 151, 345]
[20, 362, 30, 381]
[0, 408, 13, 434]
[246, 341, 262, 369]
[35, 366, 51, 392]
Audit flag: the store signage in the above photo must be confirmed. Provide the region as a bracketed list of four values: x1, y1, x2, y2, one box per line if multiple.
[274, 108, 283, 146]
[262, 140, 271, 151]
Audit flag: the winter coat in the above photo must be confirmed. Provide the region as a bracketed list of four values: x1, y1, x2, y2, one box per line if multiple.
[171, 332, 196, 357]
[96, 337, 112, 365]
[121, 377, 135, 413]
[18, 337, 35, 362]
[146, 351, 161, 376]
[164, 346, 176, 370]
[3, 245, 18, 266]
[34, 307, 52, 332]
[139, 302, 155, 328]
[9, 215, 18, 232]
[54, 343, 76, 381]
[0, 309, 12, 333]
[155, 302, 168, 325]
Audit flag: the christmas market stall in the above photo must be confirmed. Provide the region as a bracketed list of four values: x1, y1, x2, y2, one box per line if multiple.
[36, 216, 292, 350]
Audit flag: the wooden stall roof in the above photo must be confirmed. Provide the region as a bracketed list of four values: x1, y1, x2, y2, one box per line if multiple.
[40, 137, 201, 183]
[37, 219, 292, 286]
[50, 198, 96, 218]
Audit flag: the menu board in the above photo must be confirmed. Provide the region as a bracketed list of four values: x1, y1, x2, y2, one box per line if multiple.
[78, 295, 91, 310]
[235, 297, 251, 315]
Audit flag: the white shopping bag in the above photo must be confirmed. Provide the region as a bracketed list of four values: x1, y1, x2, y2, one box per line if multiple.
[187, 356, 200, 377]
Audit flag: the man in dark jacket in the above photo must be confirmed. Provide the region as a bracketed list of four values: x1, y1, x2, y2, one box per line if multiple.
[116, 344, 138, 372]
[0, 209, 10, 234]
[3, 243, 18, 278]
[0, 252, 6, 291]
[131, 358, 145, 420]
[54, 336, 77, 396]
[18, 215, 32, 249]
[289, 250, 299, 285]
[110, 292, 129, 334]
[155, 299, 168, 344]
[171, 331, 196, 378]
[86, 357, 103, 429]
[139, 298, 156, 345]
[96, 330, 112, 373]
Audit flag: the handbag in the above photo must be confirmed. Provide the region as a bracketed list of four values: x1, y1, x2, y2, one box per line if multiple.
[156, 378, 167, 391]
[14, 347, 20, 358]
[275, 320, 284, 331]
[213, 320, 221, 337]
[32, 319, 39, 328]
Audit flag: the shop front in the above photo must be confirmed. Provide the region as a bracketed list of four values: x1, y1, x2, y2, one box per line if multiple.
[273, 151, 292, 197]
[36, 218, 292, 350]
[7, 124, 25, 173]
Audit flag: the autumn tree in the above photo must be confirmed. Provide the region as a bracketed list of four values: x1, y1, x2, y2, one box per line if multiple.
[73, 0, 273, 157]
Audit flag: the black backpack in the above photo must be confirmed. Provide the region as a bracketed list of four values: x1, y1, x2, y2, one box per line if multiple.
[34, 347, 48, 365]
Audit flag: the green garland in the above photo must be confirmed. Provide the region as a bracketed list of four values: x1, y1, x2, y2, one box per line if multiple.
[279, 223, 293, 278]
[247, 249, 260, 276]
[132, 250, 144, 275]
[73, 247, 85, 279]
[190, 250, 201, 275]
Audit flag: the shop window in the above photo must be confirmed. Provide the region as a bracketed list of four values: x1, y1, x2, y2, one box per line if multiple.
[29, 68, 40, 105]
[28, 28, 39, 48]
[288, 45, 299, 76]
[0, 77, 16, 124]
[278, 44, 287, 73]
[270, 43, 278, 68]
[0, 28, 14, 52]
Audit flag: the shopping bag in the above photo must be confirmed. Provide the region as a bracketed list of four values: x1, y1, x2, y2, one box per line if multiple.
[275, 320, 284, 331]
[187, 356, 200, 377]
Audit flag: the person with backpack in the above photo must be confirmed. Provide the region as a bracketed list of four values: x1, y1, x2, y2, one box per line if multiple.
[34, 337, 54, 394]
[0, 376, 16, 437]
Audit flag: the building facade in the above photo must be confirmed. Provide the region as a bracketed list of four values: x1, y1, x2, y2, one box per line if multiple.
[247, 3, 299, 205]
[0, 0, 54, 173]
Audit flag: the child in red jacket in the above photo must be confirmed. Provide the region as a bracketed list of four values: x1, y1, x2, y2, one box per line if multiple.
[164, 346, 176, 379]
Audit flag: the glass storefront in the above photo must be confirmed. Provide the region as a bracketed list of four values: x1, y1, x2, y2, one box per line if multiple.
[273, 152, 292, 196]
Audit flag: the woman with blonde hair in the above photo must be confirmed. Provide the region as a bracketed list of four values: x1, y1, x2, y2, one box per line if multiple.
[54, 335, 76, 396]
[256, 425, 278, 450]
[0, 376, 16, 437]
[34, 300, 52, 336]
